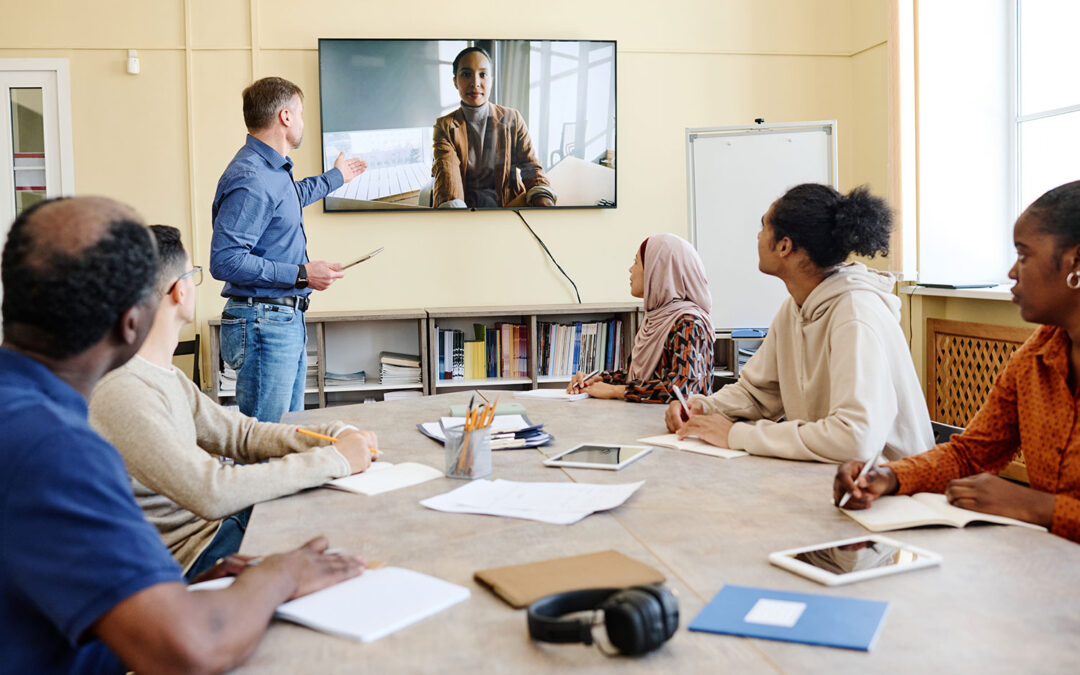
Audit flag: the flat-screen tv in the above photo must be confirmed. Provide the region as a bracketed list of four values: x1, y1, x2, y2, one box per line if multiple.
[318, 39, 616, 212]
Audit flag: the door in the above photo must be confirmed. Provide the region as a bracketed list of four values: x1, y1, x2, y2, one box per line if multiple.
[0, 60, 74, 336]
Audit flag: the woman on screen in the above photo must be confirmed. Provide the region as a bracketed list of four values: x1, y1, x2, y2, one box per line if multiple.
[567, 233, 714, 403]
[835, 181, 1080, 543]
[431, 47, 555, 209]
[665, 183, 933, 463]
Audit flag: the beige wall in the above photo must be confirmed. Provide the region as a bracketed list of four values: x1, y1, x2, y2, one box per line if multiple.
[0, 0, 891, 382]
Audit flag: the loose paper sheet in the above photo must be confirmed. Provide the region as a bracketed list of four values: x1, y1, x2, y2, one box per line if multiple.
[420, 479, 644, 525]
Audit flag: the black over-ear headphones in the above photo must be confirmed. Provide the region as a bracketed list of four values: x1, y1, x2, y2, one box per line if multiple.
[527, 585, 679, 656]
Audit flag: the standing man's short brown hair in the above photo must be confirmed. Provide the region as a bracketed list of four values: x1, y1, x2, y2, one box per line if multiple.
[242, 77, 303, 131]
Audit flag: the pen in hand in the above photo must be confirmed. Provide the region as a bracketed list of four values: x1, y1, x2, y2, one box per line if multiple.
[295, 428, 379, 456]
[672, 384, 692, 421]
[572, 369, 600, 391]
[838, 449, 884, 508]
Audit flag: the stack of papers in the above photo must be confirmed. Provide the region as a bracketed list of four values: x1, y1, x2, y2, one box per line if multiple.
[515, 389, 588, 401]
[638, 434, 748, 459]
[191, 566, 469, 643]
[417, 414, 553, 449]
[325, 370, 367, 385]
[380, 351, 422, 385]
[327, 462, 443, 496]
[420, 478, 644, 525]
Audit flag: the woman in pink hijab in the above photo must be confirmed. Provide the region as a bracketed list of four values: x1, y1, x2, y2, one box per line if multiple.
[566, 233, 714, 403]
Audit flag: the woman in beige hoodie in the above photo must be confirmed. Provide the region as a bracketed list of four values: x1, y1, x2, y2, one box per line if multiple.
[666, 183, 933, 463]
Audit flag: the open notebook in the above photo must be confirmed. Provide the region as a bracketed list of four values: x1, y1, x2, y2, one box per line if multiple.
[190, 566, 469, 643]
[841, 493, 1047, 533]
[326, 462, 443, 496]
[638, 434, 747, 459]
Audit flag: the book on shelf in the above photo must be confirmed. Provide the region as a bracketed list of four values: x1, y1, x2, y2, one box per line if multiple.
[379, 351, 421, 368]
[537, 319, 625, 378]
[437, 323, 527, 381]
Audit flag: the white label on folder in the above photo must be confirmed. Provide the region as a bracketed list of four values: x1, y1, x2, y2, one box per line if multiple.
[743, 599, 806, 628]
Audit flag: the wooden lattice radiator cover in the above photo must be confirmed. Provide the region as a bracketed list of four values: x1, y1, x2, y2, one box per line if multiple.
[925, 318, 1036, 482]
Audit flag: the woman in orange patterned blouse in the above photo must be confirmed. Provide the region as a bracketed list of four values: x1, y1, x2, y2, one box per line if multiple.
[835, 180, 1080, 542]
[566, 234, 714, 403]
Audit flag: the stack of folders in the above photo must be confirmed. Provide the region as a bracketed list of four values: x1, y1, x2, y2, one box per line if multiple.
[437, 323, 528, 380]
[379, 351, 421, 386]
[219, 366, 237, 393]
[737, 339, 762, 371]
[537, 319, 624, 378]
[325, 370, 366, 386]
[305, 346, 319, 390]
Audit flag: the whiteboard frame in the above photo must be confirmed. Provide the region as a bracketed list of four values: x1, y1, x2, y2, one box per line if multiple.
[685, 120, 838, 331]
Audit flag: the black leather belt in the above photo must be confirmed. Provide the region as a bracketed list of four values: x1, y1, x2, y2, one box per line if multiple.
[229, 295, 309, 312]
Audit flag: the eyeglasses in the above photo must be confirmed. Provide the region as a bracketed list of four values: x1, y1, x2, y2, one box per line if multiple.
[167, 266, 203, 294]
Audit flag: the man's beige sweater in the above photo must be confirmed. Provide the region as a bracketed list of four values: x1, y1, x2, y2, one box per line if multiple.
[89, 356, 351, 572]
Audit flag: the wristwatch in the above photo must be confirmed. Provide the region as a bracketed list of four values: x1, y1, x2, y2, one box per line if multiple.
[295, 264, 309, 289]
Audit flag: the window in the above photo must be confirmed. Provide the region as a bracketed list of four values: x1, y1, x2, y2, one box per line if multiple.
[915, 2, 1080, 284]
[1016, 0, 1080, 211]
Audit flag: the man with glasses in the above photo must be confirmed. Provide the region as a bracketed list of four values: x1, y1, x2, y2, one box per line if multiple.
[210, 76, 368, 422]
[2, 199, 365, 674]
[90, 225, 378, 580]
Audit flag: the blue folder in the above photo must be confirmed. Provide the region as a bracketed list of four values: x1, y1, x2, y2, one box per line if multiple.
[688, 585, 889, 651]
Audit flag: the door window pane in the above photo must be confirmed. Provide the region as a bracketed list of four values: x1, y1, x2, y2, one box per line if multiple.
[10, 87, 45, 218]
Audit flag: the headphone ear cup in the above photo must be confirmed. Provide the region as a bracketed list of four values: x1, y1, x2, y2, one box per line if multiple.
[638, 584, 680, 640]
[601, 588, 664, 655]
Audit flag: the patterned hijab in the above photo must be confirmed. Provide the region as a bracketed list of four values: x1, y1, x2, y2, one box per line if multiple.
[628, 234, 713, 381]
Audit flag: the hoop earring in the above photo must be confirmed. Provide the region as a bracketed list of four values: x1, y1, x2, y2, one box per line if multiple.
[1068, 271, 1080, 290]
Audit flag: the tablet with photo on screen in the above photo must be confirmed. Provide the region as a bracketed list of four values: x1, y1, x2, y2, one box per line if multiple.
[768, 535, 942, 586]
[543, 443, 652, 471]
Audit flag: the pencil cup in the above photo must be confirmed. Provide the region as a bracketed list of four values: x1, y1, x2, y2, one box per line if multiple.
[443, 424, 492, 480]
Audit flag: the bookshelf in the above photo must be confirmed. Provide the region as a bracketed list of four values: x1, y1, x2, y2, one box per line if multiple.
[427, 303, 641, 392]
[207, 309, 428, 407]
[207, 303, 641, 407]
[712, 332, 764, 389]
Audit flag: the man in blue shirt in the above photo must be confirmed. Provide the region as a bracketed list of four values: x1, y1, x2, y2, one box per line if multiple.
[0, 196, 364, 673]
[211, 76, 368, 421]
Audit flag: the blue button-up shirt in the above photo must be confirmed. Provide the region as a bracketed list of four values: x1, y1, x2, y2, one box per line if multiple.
[210, 135, 343, 298]
[0, 348, 183, 673]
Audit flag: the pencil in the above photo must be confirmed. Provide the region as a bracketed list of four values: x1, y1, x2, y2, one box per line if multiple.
[295, 428, 379, 456]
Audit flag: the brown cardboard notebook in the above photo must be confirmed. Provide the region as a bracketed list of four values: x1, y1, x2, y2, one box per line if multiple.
[474, 550, 666, 608]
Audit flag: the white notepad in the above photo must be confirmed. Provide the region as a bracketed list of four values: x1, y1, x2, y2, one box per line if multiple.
[514, 389, 588, 401]
[327, 462, 442, 496]
[190, 567, 469, 642]
[638, 434, 748, 459]
[418, 414, 533, 443]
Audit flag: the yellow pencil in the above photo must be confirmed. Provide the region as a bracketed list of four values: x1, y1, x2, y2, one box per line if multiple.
[295, 428, 379, 456]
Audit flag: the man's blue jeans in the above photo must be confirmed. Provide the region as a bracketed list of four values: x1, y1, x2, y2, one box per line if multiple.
[184, 507, 253, 581]
[220, 298, 307, 422]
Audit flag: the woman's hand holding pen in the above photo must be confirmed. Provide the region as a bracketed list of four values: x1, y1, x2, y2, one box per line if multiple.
[335, 429, 379, 474]
[833, 460, 898, 509]
[565, 370, 601, 394]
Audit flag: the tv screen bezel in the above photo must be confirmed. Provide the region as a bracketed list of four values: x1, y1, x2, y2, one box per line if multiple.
[316, 37, 618, 214]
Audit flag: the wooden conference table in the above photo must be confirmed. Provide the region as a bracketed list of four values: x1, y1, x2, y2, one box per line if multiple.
[233, 392, 1080, 674]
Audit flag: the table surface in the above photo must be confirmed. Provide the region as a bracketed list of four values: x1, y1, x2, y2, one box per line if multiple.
[233, 392, 1080, 674]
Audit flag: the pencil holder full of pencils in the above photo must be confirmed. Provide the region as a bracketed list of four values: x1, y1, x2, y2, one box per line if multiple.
[443, 423, 492, 480]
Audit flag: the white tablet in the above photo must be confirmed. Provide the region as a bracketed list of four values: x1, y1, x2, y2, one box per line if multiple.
[543, 443, 653, 471]
[768, 535, 942, 586]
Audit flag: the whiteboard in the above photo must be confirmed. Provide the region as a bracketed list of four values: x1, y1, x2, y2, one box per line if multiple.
[687, 122, 837, 332]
